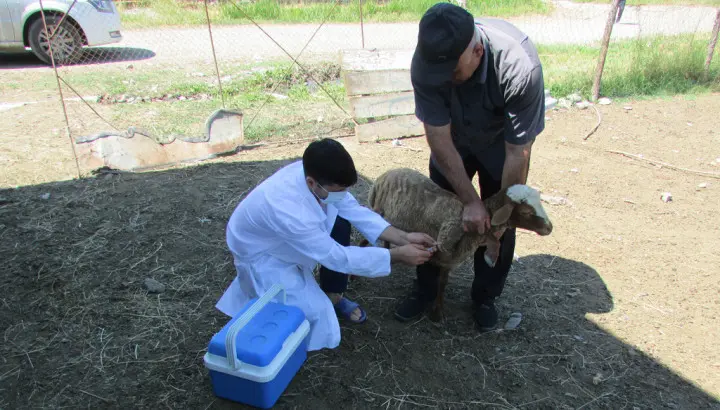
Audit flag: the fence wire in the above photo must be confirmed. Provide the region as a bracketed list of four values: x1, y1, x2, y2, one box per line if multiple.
[3, 0, 720, 179]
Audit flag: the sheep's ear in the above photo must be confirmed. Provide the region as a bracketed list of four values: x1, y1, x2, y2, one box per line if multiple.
[491, 204, 514, 226]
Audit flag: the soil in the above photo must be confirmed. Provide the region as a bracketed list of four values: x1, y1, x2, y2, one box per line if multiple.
[1, 94, 720, 409]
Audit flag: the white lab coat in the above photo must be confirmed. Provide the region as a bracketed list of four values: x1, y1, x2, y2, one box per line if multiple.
[215, 160, 392, 351]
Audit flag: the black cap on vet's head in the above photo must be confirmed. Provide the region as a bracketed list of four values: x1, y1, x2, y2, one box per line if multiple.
[411, 2, 476, 87]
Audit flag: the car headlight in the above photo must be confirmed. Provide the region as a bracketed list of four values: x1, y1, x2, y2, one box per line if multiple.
[87, 0, 114, 13]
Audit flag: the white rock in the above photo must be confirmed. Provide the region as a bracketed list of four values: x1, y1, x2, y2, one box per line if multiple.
[40, 193, 50, 200]
[570, 168, 579, 173]
[598, 97, 612, 105]
[541, 194, 569, 206]
[504, 312, 522, 330]
[661, 192, 673, 202]
[715, 158, 720, 163]
[568, 93, 583, 103]
[269, 93, 288, 100]
[687, 122, 693, 127]
[623, 105, 632, 110]
[576, 101, 590, 110]
[697, 182, 708, 189]
[392, 139, 402, 147]
[143, 278, 165, 294]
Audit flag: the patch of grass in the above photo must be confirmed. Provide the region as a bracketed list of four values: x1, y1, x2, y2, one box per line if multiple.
[118, 0, 551, 29]
[571, 0, 720, 5]
[540, 34, 720, 100]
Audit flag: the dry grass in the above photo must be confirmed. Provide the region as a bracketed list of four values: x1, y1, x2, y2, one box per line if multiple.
[2, 96, 720, 408]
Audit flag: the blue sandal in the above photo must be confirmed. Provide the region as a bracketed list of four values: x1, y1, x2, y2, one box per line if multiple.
[334, 297, 367, 324]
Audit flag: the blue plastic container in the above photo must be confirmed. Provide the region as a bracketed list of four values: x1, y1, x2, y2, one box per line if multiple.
[204, 284, 310, 409]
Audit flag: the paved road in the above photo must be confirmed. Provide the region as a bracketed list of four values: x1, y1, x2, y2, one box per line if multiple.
[1, 1, 718, 69]
[111, 1, 719, 66]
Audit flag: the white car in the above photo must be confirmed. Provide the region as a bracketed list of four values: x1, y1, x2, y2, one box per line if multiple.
[0, 0, 122, 64]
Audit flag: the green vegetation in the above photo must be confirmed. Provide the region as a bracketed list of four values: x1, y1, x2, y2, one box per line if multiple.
[540, 34, 719, 99]
[572, 0, 719, 5]
[118, 0, 550, 29]
[3, 34, 717, 144]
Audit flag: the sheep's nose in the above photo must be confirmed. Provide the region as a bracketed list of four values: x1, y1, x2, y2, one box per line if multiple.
[538, 220, 553, 236]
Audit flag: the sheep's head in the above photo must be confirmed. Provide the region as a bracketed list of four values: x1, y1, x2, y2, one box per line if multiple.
[491, 185, 553, 236]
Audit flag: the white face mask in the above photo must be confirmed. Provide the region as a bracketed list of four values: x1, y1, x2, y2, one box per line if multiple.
[316, 183, 347, 204]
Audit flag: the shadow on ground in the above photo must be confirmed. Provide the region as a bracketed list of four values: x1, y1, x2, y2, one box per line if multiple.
[0, 47, 155, 69]
[0, 158, 717, 409]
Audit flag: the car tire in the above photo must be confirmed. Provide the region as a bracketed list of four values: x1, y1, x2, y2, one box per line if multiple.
[27, 15, 84, 65]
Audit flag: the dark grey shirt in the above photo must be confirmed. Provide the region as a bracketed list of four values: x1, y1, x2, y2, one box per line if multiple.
[412, 18, 545, 179]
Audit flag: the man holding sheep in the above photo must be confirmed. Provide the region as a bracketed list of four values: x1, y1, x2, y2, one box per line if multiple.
[395, 3, 545, 331]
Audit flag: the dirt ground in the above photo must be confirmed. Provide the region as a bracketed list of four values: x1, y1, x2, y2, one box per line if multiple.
[1, 94, 720, 409]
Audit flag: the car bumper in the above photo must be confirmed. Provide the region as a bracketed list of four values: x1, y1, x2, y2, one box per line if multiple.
[69, 2, 123, 46]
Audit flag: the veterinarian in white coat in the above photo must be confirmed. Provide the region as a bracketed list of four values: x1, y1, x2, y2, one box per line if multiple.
[216, 139, 435, 351]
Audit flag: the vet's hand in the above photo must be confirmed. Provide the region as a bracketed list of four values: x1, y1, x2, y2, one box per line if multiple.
[406, 232, 437, 249]
[390, 244, 434, 266]
[463, 200, 491, 235]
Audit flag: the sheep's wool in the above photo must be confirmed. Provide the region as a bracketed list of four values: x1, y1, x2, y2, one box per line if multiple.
[506, 185, 548, 221]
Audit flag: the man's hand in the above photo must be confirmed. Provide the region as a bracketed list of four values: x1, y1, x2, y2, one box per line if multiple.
[463, 199, 491, 234]
[406, 232, 437, 250]
[390, 244, 434, 266]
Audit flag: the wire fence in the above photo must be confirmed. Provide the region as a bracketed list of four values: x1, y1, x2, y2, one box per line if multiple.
[2, 0, 720, 180]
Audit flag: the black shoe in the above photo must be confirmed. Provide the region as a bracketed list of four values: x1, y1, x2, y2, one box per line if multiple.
[394, 289, 432, 322]
[473, 302, 498, 331]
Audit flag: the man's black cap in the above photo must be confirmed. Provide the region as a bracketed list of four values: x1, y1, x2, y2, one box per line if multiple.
[411, 2, 476, 87]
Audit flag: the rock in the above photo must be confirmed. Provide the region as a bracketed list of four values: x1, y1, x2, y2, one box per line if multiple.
[40, 193, 50, 200]
[504, 312, 522, 330]
[557, 98, 571, 109]
[570, 168, 579, 173]
[592, 373, 603, 385]
[143, 278, 165, 293]
[575, 101, 590, 110]
[661, 192, 673, 202]
[687, 122, 693, 127]
[573, 335, 584, 341]
[269, 93, 288, 100]
[623, 105, 633, 110]
[126, 64, 134, 70]
[567, 93, 583, 103]
[392, 139, 402, 147]
[541, 194, 569, 206]
[716, 158, 720, 163]
[698, 182, 708, 189]
[598, 97, 612, 105]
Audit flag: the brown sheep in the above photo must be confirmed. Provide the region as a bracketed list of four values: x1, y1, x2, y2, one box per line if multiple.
[361, 167, 553, 321]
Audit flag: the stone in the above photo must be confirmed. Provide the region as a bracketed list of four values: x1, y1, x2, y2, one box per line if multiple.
[504, 312, 522, 330]
[567, 93, 583, 103]
[698, 182, 708, 189]
[575, 101, 590, 110]
[541, 194, 570, 206]
[40, 193, 50, 200]
[661, 192, 673, 202]
[557, 98, 571, 109]
[624, 105, 633, 110]
[143, 278, 165, 294]
[598, 97, 612, 105]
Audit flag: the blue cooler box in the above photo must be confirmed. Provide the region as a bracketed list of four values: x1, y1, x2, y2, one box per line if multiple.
[204, 284, 310, 409]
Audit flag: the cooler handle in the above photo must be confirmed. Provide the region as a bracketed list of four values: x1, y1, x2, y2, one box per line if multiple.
[225, 283, 286, 370]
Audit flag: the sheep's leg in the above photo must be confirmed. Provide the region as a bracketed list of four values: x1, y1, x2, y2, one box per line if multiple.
[483, 228, 506, 268]
[428, 268, 450, 322]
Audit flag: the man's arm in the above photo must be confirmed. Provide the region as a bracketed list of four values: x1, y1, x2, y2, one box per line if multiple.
[425, 124, 480, 206]
[502, 140, 533, 190]
[377, 225, 436, 249]
[426, 124, 491, 234]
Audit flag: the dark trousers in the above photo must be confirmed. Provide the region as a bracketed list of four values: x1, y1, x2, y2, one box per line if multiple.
[319, 216, 352, 294]
[417, 157, 517, 306]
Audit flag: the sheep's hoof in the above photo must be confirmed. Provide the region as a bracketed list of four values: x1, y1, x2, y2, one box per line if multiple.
[427, 306, 443, 322]
[483, 253, 497, 268]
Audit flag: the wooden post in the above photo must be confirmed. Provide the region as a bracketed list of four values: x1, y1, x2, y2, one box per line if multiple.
[704, 9, 720, 81]
[592, 0, 621, 101]
[358, 0, 365, 49]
